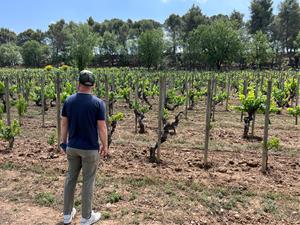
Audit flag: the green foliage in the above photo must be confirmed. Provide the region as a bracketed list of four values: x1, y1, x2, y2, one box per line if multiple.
[236, 89, 265, 114]
[0, 43, 22, 67]
[21, 40, 50, 67]
[70, 24, 98, 71]
[16, 95, 28, 116]
[285, 78, 298, 98]
[272, 87, 289, 108]
[0, 161, 16, 170]
[108, 112, 124, 125]
[138, 30, 164, 69]
[0, 102, 4, 119]
[47, 132, 56, 145]
[102, 211, 111, 220]
[45, 83, 56, 101]
[287, 106, 300, 117]
[213, 92, 228, 105]
[249, 0, 273, 34]
[100, 31, 121, 61]
[187, 19, 241, 69]
[0, 119, 20, 148]
[118, 87, 131, 99]
[278, 0, 300, 52]
[35, 192, 55, 206]
[267, 137, 280, 151]
[106, 190, 122, 203]
[61, 82, 75, 103]
[0, 81, 4, 95]
[0, 28, 17, 44]
[144, 84, 159, 97]
[167, 89, 186, 106]
[262, 198, 277, 214]
[249, 31, 273, 67]
[132, 101, 149, 114]
[163, 108, 169, 120]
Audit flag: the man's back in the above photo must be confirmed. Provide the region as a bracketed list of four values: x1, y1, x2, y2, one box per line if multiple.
[62, 93, 105, 150]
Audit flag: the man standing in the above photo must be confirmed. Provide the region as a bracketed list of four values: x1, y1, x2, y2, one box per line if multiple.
[60, 70, 107, 225]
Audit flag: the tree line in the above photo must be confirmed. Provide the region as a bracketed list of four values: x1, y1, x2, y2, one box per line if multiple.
[0, 0, 300, 70]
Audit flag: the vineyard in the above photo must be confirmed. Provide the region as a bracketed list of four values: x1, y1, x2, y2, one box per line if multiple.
[0, 67, 299, 225]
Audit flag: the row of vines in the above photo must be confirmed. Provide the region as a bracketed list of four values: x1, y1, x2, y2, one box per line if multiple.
[0, 66, 299, 174]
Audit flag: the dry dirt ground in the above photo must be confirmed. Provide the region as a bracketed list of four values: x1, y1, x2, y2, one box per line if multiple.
[0, 98, 299, 225]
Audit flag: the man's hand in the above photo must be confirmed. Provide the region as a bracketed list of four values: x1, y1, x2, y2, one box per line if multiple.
[99, 145, 108, 157]
[60, 143, 67, 154]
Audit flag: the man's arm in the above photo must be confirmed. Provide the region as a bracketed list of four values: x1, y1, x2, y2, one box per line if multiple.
[97, 120, 108, 156]
[61, 116, 68, 144]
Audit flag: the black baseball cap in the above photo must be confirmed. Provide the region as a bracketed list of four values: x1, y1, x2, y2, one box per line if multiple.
[79, 70, 95, 87]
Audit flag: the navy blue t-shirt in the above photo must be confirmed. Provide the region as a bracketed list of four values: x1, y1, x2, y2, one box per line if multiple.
[62, 93, 106, 150]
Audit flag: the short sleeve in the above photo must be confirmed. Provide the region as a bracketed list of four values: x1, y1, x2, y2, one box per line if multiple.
[97, 100, 106, 121]
[61, 101, 68, 117]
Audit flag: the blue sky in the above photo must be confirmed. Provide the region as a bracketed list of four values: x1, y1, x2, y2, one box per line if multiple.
[1, 0, 282, 33]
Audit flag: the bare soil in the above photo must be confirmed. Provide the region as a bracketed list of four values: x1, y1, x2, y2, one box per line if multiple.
[0, 98, 299, 225]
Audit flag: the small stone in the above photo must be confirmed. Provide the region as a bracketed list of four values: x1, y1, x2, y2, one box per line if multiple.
[234, 213, 240, 219]
[217, 167, 227, 173]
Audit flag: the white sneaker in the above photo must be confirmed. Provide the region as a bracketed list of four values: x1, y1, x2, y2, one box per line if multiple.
[80, 211, 101, 225]
[64, 208, 76, 224]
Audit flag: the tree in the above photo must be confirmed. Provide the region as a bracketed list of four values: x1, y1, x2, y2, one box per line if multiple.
[249, 0, 273, 34]
[17, 29, 44, 46]
[188, 19, 241, 70]
[249, 31, 274, 69]
[129, 19, 161, 38]
[164, 14, 182, 65]
[47, 19, 71, 65]
[21, 40, 50, 67]
[70, 24, 98, 70]
[185, 28, 205, 69]
[182, 4, 207, 40]
[0, 43, 22, 67]
[278, 0, 300, 54]
[100, 31, 121, 66]
[138, 30, 164, 70]
[230, 10, 245, 29]
[0, 28, 17, 44]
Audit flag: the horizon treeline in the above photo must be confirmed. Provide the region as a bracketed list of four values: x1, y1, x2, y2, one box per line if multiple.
[1, 0, 300, 71]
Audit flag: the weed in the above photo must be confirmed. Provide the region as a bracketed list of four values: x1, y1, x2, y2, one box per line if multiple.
[47, 132, 56, 145]
[102, 211, 111, 220]
[106, 190, 122, 204]
[0, 161, 16, 170]
[35, 192, 55, 206]
[262, 198, 277, 213]
[125, 176, 157, 188]
[121, 208, 129, 217]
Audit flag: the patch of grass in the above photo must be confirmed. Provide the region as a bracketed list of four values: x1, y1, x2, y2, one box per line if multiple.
[121, 208, 129, 217]
[263, 192, 280, 201]
[125, 176, 157, 188]
[35, 192, 55, 206]
[106, 190, 122, 204]
[102, 211, 111, 220]
[262, 198, 277, 214]
[132, 208, 142, 214]
[131, 216, 140, 225]
[30, 164, 44, 174]
[129, 192, 137, 201]
[143, 211, 155, 220]
[164, 184, 176, 196]
[95, 175, 110, 188]
[47, 132, 56, 145]
[0, 161, 16, 170]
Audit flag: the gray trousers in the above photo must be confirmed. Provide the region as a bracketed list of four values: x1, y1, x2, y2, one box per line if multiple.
[63, 147, 99, 218]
